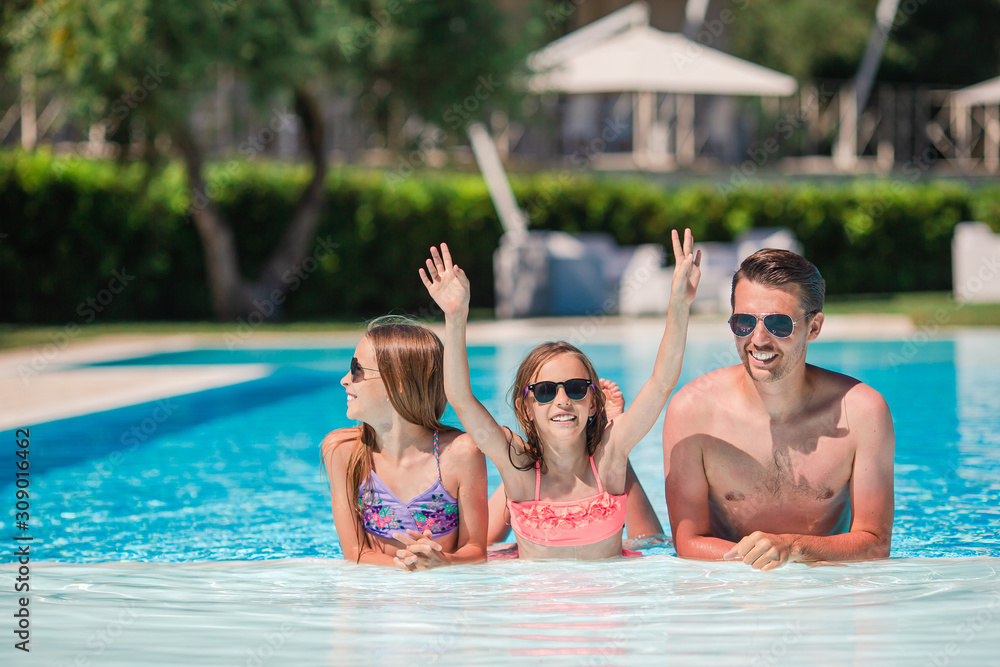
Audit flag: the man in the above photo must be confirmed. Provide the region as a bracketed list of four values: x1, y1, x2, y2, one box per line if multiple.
[663, 249, 894, 570]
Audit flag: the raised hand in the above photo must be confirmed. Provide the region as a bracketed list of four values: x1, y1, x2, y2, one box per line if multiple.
[419, 243, 470, 319]
[599, 378, 625, 420]
[670, 228, 702, 305]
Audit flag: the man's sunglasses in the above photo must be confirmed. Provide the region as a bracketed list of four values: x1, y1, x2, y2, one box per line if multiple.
[523, 378, 594, 404]
[350, 357, 380, 380]
[729, 311, 818, 338]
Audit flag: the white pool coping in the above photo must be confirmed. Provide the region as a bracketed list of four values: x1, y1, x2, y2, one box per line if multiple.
[0, 314, 917, 430]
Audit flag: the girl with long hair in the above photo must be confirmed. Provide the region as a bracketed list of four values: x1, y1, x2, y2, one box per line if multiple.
[321, 318, 488, 569]
[486, 380, 665, 545]
[420, 230, 700, 559]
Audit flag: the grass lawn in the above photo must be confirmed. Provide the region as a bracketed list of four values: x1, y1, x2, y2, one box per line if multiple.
[0, 309, 499, 351]
[822, 291, 1000, 326]
[0, 321, 360, 351]
[2, 296, 999, 351]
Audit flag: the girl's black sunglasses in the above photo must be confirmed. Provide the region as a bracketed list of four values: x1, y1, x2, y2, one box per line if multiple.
[523, 378, 594, 404]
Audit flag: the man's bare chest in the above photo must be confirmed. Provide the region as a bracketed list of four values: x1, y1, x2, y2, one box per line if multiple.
[702, 430, 855, 503]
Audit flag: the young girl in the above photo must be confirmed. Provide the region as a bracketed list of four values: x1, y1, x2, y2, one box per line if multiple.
[321, 318, 488, 570]
[485, 379, 665, 545]
[419, 229, 700, 560]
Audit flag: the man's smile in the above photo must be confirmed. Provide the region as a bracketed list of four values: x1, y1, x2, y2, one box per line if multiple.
[749, 350, 777, 363]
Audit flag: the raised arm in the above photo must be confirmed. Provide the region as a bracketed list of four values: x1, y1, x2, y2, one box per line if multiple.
[727, 387, 895, 570]
[419, 244, 519, 469]
[606, 229, 701, 459]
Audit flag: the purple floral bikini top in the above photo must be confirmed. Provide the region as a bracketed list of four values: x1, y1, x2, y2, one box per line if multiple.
[359, 431, 459, 540]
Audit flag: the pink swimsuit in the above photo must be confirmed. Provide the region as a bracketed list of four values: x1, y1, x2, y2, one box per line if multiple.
[507, 456, 627, 547]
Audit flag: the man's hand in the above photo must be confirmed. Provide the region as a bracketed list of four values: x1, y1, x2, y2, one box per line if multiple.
[724, 531, 795, 571]
[392, 529, 453, 571]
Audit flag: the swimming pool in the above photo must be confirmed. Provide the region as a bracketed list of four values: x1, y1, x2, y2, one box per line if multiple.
[3, 332, 1000, 664]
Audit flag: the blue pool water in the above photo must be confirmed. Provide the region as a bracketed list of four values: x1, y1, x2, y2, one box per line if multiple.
[3, 332, 1000, 665]
[5, 336, 999, 562]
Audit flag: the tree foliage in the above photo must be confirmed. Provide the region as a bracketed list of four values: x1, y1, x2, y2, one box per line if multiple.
[728, 0, 1000, 86]
[2, 0, 540, 319]
[881, 0, 1000, 86]
[5, 0, 348, 141]
[3, 0, 540, 146]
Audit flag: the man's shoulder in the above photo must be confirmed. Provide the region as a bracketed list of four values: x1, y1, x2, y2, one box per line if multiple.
[671, 366, 742, 411]
[808, 365, 891, 416]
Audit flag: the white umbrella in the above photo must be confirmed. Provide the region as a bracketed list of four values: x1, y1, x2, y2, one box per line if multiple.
[949, 76, 1000, 171]
[529, 24, 797, 97]
[951, 75, 1000, 107]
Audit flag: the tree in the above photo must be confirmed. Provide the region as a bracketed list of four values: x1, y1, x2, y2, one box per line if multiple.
[3, 0, 535, 320]
[880, 0, 1000, 86]
[727, 0, 1000, 86]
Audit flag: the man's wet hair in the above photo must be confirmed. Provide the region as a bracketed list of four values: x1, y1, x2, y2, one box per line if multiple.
[731, 248, 826, 314]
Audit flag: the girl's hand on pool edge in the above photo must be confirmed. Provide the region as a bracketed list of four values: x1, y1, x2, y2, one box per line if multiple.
[393, 529, 452, 570]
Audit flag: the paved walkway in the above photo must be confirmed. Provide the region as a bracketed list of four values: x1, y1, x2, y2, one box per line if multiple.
[0, 314, 914, 430]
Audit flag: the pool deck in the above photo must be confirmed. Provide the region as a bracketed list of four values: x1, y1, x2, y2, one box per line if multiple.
[0, 314, 915, 431]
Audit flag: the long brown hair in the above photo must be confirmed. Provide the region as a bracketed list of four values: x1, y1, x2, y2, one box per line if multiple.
[510, 341, 607, 472]
[345, 317, 455, 557]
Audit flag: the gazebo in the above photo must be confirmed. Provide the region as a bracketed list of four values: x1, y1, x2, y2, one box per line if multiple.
[527, 1, 797, 169]
[950, 75, 1000, 172]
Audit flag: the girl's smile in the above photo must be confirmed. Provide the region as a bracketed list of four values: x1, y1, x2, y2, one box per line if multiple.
[528, 355, 596, 439]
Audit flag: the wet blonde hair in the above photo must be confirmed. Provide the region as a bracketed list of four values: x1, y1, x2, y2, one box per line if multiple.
[510, 342, 607, 472]
[345, 317, 455, 556]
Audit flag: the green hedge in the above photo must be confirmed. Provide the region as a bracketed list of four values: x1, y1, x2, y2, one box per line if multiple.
[2, 150, 998, 323]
